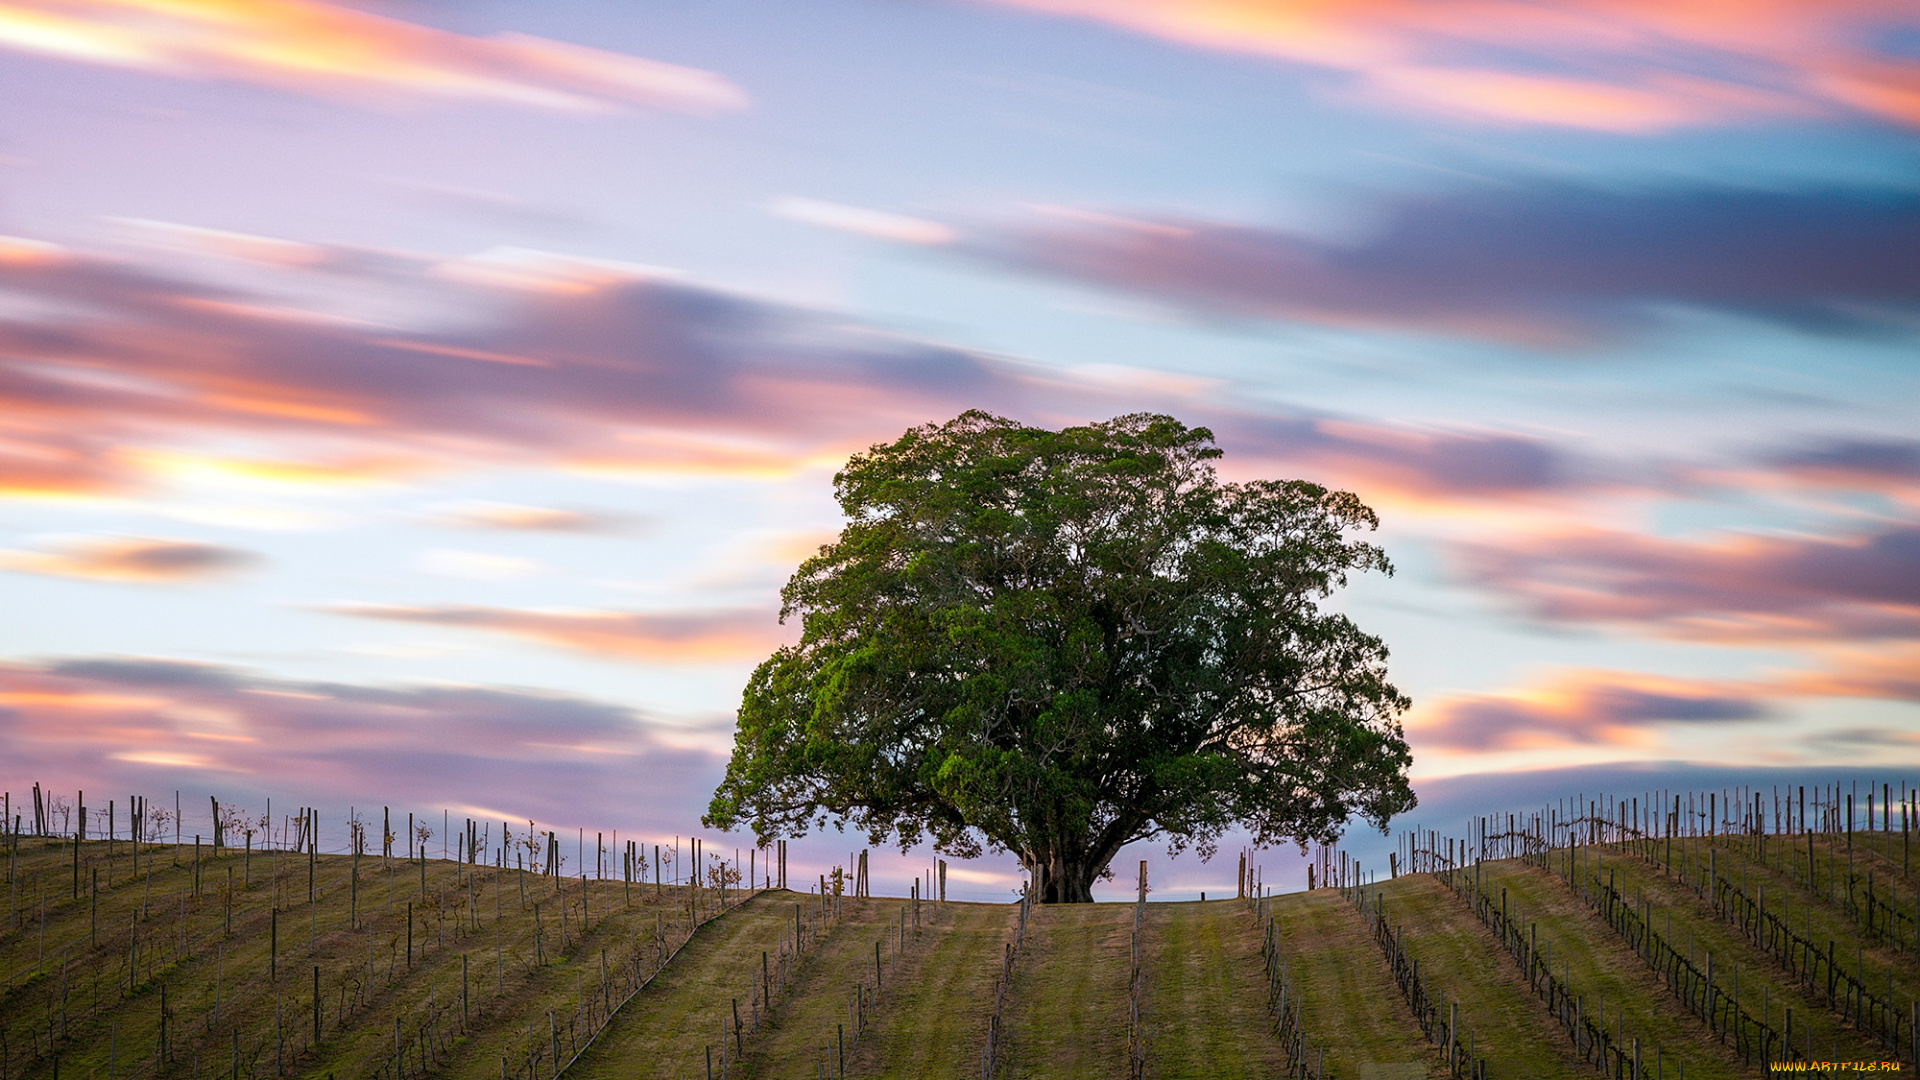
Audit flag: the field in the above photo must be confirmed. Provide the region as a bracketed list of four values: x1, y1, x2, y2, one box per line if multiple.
[4, 784, 1917, 1078]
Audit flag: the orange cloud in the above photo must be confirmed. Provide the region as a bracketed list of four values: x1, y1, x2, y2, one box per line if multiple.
[128, 449, 425, 491]
[0, 535, 260, 583]
[1411, 669, 1770, 752]
[1776, 645, 1920, 703]
[0, 442, 126, 498]
[323, 603, 793, 663]
[426, 501, 628, 534]
[980, 0, 1919, 130]
[0, 237, 1023, 499]
[0, 0, 748, 113]
[1815, 58, 1920, 127]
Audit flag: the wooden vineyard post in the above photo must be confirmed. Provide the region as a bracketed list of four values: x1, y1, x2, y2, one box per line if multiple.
[1448, 1000, 1457, 1073]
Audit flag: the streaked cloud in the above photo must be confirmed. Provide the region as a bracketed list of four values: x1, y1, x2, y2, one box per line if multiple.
[322, 603, 791, 662]
[768, 197, 956, 245]
[1765, 438, 1920, 492]
[0, 226, 1897, 539]
[0, 226, 1747, 523]
[128, 449, 426, 492]
[0, 656, 731, 837]
[109, 218, 339, 270]
[0, 236, 1019, 497]
[1453, 523, 1920, 642]
[1776, 645, 1920, 703]
[1412, 670, 1770, 751]
[425, 500, 632, 534]
[965, 186, 1920, 343]
[0, 0, 748, 113]
[0, 535, 260, 583]
[1804, 726, 1920, 751]
[981, 0, 1920, 131]
[1216, 412, 1594, 503]
[0, 436, 127, 498]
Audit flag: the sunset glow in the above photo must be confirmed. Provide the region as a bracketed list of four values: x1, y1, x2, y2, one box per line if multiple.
[1, 0, 1914, 900]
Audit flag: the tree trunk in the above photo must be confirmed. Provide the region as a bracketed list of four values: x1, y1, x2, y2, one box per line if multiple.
[1023, 849, 1099, 903]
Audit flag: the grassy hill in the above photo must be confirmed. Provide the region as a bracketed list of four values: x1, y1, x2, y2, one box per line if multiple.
[5, 787, 1917, 1078]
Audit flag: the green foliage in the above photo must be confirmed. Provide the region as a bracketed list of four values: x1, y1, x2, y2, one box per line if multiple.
[706, 411, 1414, 900]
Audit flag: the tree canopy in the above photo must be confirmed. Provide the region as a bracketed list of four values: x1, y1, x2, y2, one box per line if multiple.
[704, 411, 1414, 902]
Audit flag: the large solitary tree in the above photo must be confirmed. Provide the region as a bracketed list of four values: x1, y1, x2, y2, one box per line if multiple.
[705, 411, 1414, 902]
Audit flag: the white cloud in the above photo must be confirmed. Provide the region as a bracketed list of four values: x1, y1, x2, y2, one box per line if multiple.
[768, 197, 956, 245]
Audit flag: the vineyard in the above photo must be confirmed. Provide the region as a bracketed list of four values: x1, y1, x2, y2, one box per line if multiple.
[2, 780, 1916, 1078]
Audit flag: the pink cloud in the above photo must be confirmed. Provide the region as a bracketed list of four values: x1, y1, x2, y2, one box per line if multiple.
[979, 0, 1919, 131]
[1452, 523, 1920, 643]
[0, 657, 734, 845]
[0, 238, 1022, 495]
[322, 603, 794, 663]
[768, 198, 956, 246]
[1762, 438, 1920, 494]
[0, 0, 748, 112]
[1412, 670, 1769, 751]
[0, 535, 260, 583]
[1214, 412, 1596, 504]
[0, 231, 1661, 519]
[424, 501, 632, 534]
[14, 229, 1897, 539]
[962, 187, 1920, 345]
[1776, 645, 1920, 703]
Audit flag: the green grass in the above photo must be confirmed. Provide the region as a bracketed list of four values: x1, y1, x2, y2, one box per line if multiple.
[998, 901, 1133, 1078]
[1651, 833, 1920, 1002]
[833, 901, 1014, 1079]
[1479, 858, 1751, 1080]
[1264, 888, 1441, 1078]
[1365, 873, 1589, 1080]
[728, 895, 960, 1079]
[1138, 899, 1290, 1079]
[564, 892, 798, 1080]
[0, 836, 742, 1079]
[1566, 839, 1903, 1066]
[9, 820, 1918, 1079]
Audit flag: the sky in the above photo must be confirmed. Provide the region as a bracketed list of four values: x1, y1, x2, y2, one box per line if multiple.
[1, 0, 1917, 901]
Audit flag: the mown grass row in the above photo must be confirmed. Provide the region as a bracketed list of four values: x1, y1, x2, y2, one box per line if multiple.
[9, 821, 1917, 1078]
[1, 836, 749, 1079]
